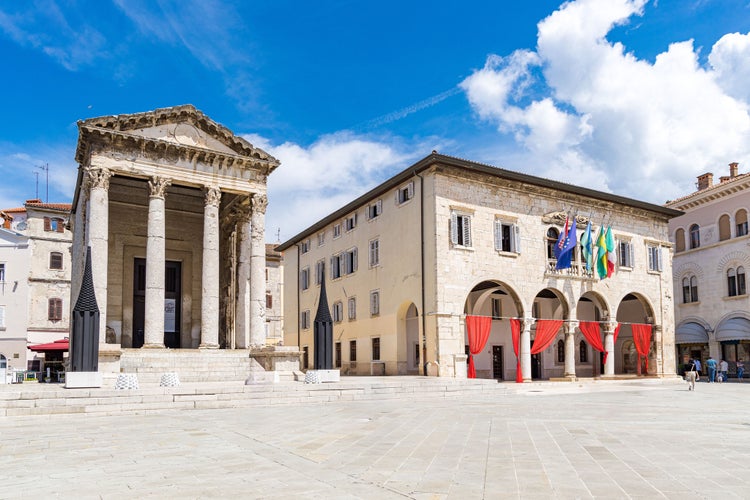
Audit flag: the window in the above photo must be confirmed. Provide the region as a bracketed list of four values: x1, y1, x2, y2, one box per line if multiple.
[372, 337, 381, 361]
[683, 276, 699, 303]
[647, 245, 662, 272]
[737, 209, 748, 237]
[300, 239, 310, 254]
[266, 293, 273, 309]
[557, 339, 565, 363]
[44, 217, 64, 233]
[579, 341, 588, 363]
[739, 267, 747, 295]
[719, 215, 731, 241]
[370, 290, 380, 316]
[0, 263, 5, 282]
[317, 232, 325, 247]
[367, 200, 382, 220]
[331, 254, 342, 279]
[300, 310, 310, 330]
[350, 340, 357, 362]
[302, 346, 309, 370]
[494, 220, 519, 253]
[300, 267, 310, 290]
[729, 266, 747, 296]
[491, 297, 502, 320]
[333, 301, 344, 323]
[335, 342, 342, 368]
[0, 305, 5, 328]
[689, 224, 700, 249]
[369, 239, 380, 267]
[343, 248, 358, 275]
[333, 223, 342, 239]
[618, 241, 633, 268]
[348, 297, 356, 320]
[49, 252, 63, 270]
[48, 298, 63, 322]
[450, 211, 472, 247]
[675, 228, 685, 253]
[397, 182, 414, 204]
[345, 214, 357, 232]
[546, 228, 559, 259]
[315, 260, 325, 285]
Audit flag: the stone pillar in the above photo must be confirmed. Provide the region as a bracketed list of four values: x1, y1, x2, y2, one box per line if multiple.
[84, 167, 112, 344]
[521, 318, 533, 382]
[603, 321, 616, 377]
[143, 176, 170, 348]
[200, 187, 221, 349]
[249, 194, 268, 348]
[564, 321, 578, 379]
[234, 202, 252, 349]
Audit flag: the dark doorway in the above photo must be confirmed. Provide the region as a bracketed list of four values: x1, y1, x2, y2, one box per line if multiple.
[132, 259, 181, 348]
[531, 353, 541, 379]
[492, 345, 504, 380]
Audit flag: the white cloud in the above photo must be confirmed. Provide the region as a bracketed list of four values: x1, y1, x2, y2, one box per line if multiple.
[0, 143, 77, 208]
[461, 0, 750, 204]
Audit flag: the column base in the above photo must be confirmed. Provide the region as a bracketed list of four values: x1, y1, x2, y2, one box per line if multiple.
[199, 343, 220, 349]
[142, 343, 165, 349]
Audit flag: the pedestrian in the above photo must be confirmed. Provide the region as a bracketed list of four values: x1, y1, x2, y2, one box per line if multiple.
[719, 359, 729, 383]
[694, 357, 702, 375]
[685, 359, 698, 391]
[706, 356, 717, 383]
[737, 359, 745, 382]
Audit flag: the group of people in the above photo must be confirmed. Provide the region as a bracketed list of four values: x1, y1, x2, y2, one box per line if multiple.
[683, 356, 744, 390]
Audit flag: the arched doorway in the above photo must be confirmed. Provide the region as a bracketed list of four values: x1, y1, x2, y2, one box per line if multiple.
[396, 302, 421, 375]
[715, 316, 750, 379]
[615, 293, 655, 375]
[675, 320, 710, 376]
[576, 292, 610, 377]
[464, 280, 522, 380]
[531, 288, 568, 380]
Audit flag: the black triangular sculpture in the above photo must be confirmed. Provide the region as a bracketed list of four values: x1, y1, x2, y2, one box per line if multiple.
[313, 264, 333, 370]
[70, 246, 100, 372]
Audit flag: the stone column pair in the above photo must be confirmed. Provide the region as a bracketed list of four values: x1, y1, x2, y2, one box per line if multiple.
[235, 194, 268, 349]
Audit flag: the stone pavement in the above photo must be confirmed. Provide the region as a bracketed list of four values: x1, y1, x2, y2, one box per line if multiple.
[1, 380, 749, 499]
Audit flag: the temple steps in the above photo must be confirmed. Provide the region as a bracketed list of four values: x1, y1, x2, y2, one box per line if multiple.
[119, 348, 258, 383]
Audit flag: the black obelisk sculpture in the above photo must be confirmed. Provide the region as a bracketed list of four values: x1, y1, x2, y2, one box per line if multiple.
[313, 264, 333, 370]
[70, 246, 100, 372]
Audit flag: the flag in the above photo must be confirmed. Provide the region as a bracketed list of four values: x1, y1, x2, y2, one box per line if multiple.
[581, 221, 593, 272]
[606, 226, 616, 278]
[553, 216, 569, 260]
[555, 218, 577, 270]
[596, 226, 608, 279]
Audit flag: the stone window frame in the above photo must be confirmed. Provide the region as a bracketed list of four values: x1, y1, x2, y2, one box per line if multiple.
[682, 275, 699, 303]
[49, 251, 64, 270]
[618, 239, 634, 269]
[300, 239, 311, 254]
[646, 243, 662, 273]
[450, 207, 473, 249]
[43, 217, 65, 233]
[396, 181, 414, 206]
[689, 224, 700, 249]
[494, 216, 520, 254]
[333, 301, 344, 323]
[348, 296, 357, 320]
[344, 213, 357, 232]
[343, 248, 358, 276]
[300, 267, 310, 290]
[736, 209, 749, 237]
[727, 266, 747, 297]
[333, 223, 342, 239]
[369, 238, 380, 268]
[48, 298, 63, 322]
[370, 289, 380, 316]
[317, 232, 325, 247]
[367, 199, 383, 220]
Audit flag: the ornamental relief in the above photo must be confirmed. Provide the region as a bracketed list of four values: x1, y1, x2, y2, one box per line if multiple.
[204, 187, 221, 207]
[85, 167, 112, 191]
[542, 211, 591, 226]
[715, 250, 750, 272]
[672, 261, 704, 280]
[148, 176, 171, 198]
[251, 194, 268, 214]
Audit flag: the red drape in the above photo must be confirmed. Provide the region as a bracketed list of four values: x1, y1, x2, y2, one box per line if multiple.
[579, 321, 607, 364]
[466, 315, 492, 378]
[614, 323, 621, 344]
[530, 319, 564, 354]
[631, 323, 652, 374]
[510, 318, 522, 383]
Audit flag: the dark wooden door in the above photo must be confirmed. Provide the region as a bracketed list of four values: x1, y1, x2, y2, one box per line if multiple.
[132, 259, 181, 348]
[492, 345, 504, 380]
[133, 259, 146, 348]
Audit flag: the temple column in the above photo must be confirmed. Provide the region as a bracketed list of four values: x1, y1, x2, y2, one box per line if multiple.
[84, 167, 112, 344]
[564, 321, 578, 379]
[200, 187, 221, 348]
[143, 176, 171, 348]
[235, 202, 252, 349]
[521, 318, 533, 382]
[249, 194, 268, 348]
[603, 321, 616, 376]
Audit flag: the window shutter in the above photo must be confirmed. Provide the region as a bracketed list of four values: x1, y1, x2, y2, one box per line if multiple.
[330, 257, 335, 279]
[463, 216, 472, 247]
[494, 220, 502, 251]
[657, 247, 663, 271]
[57, 218, 64, 233]
[352, 248, 358, 273]
[0, 306, 5, 327]
[514, 225, 521, 253]
[43, 217, 51, 231]
[407, 182, 414, 199]
[376, 199, 382, 215]
[450, 212, 458, 244]
[629, 243, 634, 268]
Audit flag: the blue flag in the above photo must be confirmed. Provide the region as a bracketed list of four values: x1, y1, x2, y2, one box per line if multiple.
[555, 218, 577, 270]
[581, 221, 593, 271]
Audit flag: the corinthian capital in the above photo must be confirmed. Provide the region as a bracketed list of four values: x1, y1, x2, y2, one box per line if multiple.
[148, 176, 171, 199]
[204, 186, 221, 208]
[85, 167, 112, 191]
[251, 194, 268, 214]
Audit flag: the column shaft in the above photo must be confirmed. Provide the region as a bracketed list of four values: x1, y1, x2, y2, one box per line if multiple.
[144, 177, 170, 348]
[85, 168, 111, 344]
[235, 205, 251, 349]
[200, 187, 221, 348]
[521, 319, 532, 382]
[604, 326, 615, 376]
[249, 194, 268, 348]
[564, 322, 577, 378]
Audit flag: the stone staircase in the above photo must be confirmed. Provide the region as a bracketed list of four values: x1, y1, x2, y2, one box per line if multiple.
[118, 348, 259, 383]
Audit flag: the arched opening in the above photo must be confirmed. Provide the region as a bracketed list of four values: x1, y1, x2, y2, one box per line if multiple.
[689, 224, 700, 249]
[463, 280, 523, 380]
[396, 302, 421, 375]
[576, 292, 610, 376]
[719, 214, 731, 241]
[736, 209, 748, 237]
[715, 316, 750, 378]
[615, 293, 655, 375]
[530, 288, 567, 380]
[675, 320, 710, 376]
[675, 228, 685, 253]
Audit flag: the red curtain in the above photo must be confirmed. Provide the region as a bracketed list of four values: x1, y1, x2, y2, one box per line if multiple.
[631, 323, 652, 373]
[614, 323, 621, 344]
[466, 315, 492, 378]
[510, 319, 522, 383]
[530, 319, 564, 354]
[579, 321, 607, 364]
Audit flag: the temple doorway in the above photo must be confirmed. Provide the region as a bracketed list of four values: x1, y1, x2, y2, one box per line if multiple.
[133, 259, 182, 348]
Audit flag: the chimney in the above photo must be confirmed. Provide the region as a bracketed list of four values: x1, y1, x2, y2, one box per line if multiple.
[697, 172, 713, 191]
[729, 162, 739, 178]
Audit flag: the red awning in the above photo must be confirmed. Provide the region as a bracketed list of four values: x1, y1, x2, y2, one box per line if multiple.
[28, 339, 69, 352]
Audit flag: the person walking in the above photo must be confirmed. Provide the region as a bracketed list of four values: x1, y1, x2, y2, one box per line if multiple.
[706, 356, 717, 383]
[694, 357, 702, 376]
[685, 359, 698, 391]
[719, 359, 729, 383]
[737, 359, 745, 382]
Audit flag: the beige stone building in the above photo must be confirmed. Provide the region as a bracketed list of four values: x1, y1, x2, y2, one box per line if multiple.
[279, 153, 681, 380]
[265, 243, 283, 345]
[70, 105, 280, 374]
[667, 163, 750, 376]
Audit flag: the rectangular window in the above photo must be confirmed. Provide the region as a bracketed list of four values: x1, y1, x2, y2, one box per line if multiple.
[0, 305, 5, 328]
[491, 297, 502, 320]
[300, 239, 310, 254]
[44, 217, 64, 233]
[300, 267, 310, 290]
[372, 337, 381, 361]
[302, 346, 309, 370]
[0, 263, 5, 282]
[370, 290, 380, 316]
[300, 310, 310, 330]
[266, 293, 272, 309]
[335, 342, 342, 368]
[647, 245, 662, 272]
[317, 232, 325, 247]
[48, 298, 63, 322]
[369, 239, 380, 267]
[331, 254, 342, 279]
[618, 241, 633, 268]
[333, 223, 342, 239]
[333, 301, 344, 323]
[739, 272, 747, 296]
[451, 211, 472, 247]
[350, 340, 357, 362]
[397, 182, 414, 205]
[494, 220, 519, 253]
[367, 200, 383, 220]
[348, 297, 356, 320]
[343, 248, 358, 275]
[345, 214, 357, 232]
[49, 252, 63, 270]
[738, 222, 748, 237]
[315, 260, 325, 285]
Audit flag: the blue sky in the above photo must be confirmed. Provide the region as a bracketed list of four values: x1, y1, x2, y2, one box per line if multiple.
[1, 0, 750, 240]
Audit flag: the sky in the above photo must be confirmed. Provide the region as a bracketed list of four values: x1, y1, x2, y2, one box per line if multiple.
[1, 0, 750, 242]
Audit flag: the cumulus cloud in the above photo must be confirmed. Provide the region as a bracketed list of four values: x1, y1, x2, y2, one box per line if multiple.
[461, 0, 750, 204]
[243, 133, 422, 241]
[0, 143, 77, 208]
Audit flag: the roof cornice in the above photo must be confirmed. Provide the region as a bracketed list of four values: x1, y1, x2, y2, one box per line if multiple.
[666, 174, 750, 211]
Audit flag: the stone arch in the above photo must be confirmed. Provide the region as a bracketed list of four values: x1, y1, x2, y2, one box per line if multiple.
[576, 291, 611, 322]
[396, 300, 421, 375]
[673, 261, 704, 281]
[615, 292, 656, 375]
[532, 287, 569, 320]
[715, 251, 750, 273]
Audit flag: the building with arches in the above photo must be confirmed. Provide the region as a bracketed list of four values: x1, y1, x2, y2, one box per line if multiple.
[279, 153, 680, 380]
[667, 163, 750, 376]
